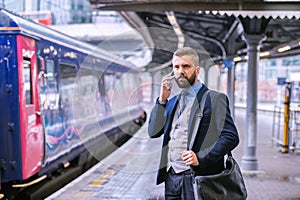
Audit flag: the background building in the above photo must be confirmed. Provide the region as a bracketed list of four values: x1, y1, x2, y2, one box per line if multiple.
[1, 0, 92, 25]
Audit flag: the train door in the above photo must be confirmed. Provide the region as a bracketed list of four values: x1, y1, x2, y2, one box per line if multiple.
[16, 35, 44, 179]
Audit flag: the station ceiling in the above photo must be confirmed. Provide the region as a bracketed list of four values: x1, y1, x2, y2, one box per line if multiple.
[89, 0, 300, 71]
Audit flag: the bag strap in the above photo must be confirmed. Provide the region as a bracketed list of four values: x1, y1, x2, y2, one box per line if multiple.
[188, 90, 233, 159]
[188, 89, 210, 150]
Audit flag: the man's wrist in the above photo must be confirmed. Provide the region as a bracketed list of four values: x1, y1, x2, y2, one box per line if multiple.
[157, 97, 167, 105]
[158, 97, 167, 103]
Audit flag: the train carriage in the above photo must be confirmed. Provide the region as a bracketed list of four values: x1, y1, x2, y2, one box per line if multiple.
[0, 8, 146, 199]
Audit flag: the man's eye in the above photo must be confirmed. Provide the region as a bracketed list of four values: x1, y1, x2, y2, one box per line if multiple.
[183, 64, 190, 68]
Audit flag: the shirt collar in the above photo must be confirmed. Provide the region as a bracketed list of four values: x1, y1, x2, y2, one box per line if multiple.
[182, 81, 202, 98]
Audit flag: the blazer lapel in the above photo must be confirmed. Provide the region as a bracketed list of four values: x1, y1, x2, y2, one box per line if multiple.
[187, 85, 209, 146]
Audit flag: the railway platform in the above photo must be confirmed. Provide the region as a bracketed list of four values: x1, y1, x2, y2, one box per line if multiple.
[46, 103, 300, 200]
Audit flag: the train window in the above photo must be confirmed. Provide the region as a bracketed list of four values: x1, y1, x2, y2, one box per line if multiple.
[111, 73, 137, 111]
[23, 58, 32, 104]
[37, 57, 47, 90]
[104, 73, 116, 103]
[59, 64, 77, 102]
[60, 64, 77, 79]
[46, 60, 55, 80]
[78, 67, 98, 117]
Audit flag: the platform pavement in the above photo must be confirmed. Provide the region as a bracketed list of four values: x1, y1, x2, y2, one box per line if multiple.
[233, 106, 300, 200]
[47, 102, 300, 200]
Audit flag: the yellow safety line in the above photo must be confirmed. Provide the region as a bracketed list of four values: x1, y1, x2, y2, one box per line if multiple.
[89, 169, 116, 187]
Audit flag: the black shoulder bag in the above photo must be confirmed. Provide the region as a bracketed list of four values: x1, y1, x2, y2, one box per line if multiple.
[189, 90, 247, 200]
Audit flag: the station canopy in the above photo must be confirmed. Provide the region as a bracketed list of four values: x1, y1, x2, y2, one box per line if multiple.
[89, 0, 300, 71]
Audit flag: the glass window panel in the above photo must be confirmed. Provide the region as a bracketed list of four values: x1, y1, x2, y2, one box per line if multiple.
[23, 59, 32, 104]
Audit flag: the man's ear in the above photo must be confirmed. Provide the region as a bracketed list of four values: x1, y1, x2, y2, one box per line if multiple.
[196, 66, 200, 75]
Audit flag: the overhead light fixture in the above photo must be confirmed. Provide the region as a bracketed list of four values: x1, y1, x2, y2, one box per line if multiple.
[178, 35, 185, 43]
[233, 57, 242, 62]
[167, 15, 176, 25]
[277, 45, 291, 52]
[260, 51, 270, 57]
[174, 27, 182, 35]
[166, 11, 185, 49]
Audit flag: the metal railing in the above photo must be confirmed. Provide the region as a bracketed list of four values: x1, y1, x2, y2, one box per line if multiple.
[272, 104, 300, 152]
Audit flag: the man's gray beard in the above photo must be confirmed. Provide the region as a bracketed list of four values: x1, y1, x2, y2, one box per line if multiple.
[176, 72, 196, 88]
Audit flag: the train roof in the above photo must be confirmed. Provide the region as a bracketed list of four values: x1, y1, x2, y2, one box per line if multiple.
[0, 8, 138, 71]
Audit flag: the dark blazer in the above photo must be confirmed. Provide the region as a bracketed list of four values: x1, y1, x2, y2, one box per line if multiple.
[148, 84, 239, 185]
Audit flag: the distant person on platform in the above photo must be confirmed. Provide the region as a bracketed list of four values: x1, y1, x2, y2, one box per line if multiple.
[148, 47, 239, 199]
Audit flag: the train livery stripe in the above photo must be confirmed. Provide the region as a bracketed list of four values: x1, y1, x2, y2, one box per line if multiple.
[0, 27, 20, 31]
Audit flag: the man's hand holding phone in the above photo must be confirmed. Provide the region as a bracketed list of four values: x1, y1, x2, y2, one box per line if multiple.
[159, 71, 175, 103]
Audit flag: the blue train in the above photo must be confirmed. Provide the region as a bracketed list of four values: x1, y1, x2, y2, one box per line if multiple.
[0, 8, 146, 199]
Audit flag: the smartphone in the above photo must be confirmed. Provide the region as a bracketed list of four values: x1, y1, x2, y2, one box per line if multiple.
[169, 71, 175, 81]
[165, 71, 174, 90]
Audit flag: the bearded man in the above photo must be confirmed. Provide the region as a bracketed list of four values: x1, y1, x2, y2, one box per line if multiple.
[148, 47, 239, 199]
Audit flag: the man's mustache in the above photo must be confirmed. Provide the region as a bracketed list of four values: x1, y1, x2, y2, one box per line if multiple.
[176, 74, 187, 79]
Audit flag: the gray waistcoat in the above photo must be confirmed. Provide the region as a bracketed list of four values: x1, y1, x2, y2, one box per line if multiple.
[167, 102, 193, 173]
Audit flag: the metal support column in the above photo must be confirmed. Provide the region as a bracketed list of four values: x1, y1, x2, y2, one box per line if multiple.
[226, 60, 235, 118]
[241, 34, 266, 171]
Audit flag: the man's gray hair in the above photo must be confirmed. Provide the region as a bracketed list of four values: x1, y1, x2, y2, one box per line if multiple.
[173, 47, 200, 67]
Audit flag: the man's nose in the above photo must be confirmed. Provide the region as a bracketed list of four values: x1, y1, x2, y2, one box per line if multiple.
[178, 66, 184, 74]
